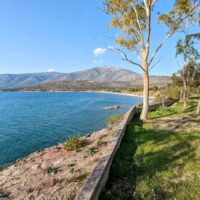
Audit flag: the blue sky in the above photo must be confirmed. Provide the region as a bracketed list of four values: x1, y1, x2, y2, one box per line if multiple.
[0, 0, 198, 75]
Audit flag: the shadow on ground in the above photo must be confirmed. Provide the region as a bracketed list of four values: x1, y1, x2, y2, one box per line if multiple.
[99, 114, 200, 200]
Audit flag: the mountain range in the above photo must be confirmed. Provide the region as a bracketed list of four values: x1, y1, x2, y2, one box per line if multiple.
[0, 66, 170, 89]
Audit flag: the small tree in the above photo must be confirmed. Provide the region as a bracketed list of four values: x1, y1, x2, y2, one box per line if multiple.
[176, 33, 200, 110]
[193, 63, 200, 115]
[171, 73, 183, 100]
[104, 0, 200, 120]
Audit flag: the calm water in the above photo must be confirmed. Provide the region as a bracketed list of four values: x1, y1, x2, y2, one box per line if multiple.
[0, 92, 142, 167]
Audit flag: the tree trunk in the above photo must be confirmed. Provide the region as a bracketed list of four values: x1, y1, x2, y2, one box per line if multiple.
[180, 88, 183, 101]
[162, 97, 165, 109]
[183, 81, 187, 111]
[140, 70, 149, 121]
[197, 98, 200, 115]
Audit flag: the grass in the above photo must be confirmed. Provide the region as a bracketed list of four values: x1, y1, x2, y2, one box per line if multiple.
[46, 166, 59, 174]
[62, 173, 88, 186]
[64, 135, 85, 151]
[100, 101, 200, 200]
[107, 114, 123, 129]
[84, 147, 97, 157]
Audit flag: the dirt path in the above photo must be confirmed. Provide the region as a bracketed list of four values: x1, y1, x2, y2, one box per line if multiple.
[146, 112, 200, 133]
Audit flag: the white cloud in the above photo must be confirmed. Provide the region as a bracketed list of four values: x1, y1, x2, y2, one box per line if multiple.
[48, 68, 56, 72]
[93, 48, 107, 56]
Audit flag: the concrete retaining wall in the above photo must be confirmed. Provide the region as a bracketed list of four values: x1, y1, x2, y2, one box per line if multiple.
[75, 100, 176, 200]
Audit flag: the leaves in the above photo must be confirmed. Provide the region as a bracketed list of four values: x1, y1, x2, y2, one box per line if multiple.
[176, 33, 200, 61]
[115, 37, 137, 49]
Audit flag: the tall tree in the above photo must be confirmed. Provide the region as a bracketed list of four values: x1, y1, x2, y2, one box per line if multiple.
[193, 63, 200, 114]
[176, 33, 200, 110]
[104, 0, 200, 120]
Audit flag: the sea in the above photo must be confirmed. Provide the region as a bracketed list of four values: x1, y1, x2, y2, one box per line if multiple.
[0, 92, 142, 167]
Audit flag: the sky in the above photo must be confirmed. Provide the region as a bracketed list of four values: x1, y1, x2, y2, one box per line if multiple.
[0, 0, 199, 76]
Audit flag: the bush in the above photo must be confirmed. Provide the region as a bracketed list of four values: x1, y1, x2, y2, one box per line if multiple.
[107, 114, 123, 127]
[46, 167, 58, 174]
[64, 135, 85, 151]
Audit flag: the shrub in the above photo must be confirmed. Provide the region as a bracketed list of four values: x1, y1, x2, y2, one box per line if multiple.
[84, 147, 96, 157]
[107, 114, 123, 127]
[46, 167, 58, 174]
[64, 135, 85, 151]
[96, 138, 105, 147]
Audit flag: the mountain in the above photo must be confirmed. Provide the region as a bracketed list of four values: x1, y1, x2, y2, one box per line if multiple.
[0, 66, 169, 89]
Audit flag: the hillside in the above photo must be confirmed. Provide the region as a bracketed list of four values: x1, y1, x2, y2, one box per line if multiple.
[0, 66, 140, 89]
[0, 66, 169, 89]
[3, 77, 170, 92]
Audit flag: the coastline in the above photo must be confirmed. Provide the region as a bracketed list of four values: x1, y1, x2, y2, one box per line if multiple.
[84, 90, 143, 98]
[1, 89, 154, 99]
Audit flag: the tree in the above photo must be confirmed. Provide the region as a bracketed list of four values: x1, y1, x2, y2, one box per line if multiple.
[171, 73, 183, 100]
[193, 63, 200, 114]
[176, 33, 200, 110]
[104, 0, 200, 120]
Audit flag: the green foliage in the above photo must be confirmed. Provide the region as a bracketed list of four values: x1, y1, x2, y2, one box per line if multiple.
[96, 138, 104, 147]
[128, 87, 143, 92]
[84, 147, 96, 157]
[63, 173, 88, 185]
[107, 114, 123, 127]
[171, 73, 183, 87]
[112, 89, 121, 93]
[64, 135, 85, 151]
[46, 167, 58, 174]
[176, 33, 200, 62]
[158, 0, 199, 33]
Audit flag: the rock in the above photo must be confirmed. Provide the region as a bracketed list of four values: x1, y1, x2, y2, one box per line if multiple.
[41, 162, 49, 170]
[85, 133, 91, 138]
[31, 164, 39, 170]
[53, 159, 64, 167]
[103, 105, 126, 110]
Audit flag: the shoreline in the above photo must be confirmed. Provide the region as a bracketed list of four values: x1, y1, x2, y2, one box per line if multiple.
[1, 89, 154, 99]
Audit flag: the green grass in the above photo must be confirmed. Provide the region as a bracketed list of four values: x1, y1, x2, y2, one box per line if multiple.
[107, 114, 123, 127]
[148, 101, 197, 119]
[100, 102, 200, 200]
[64, 135, 85, 151]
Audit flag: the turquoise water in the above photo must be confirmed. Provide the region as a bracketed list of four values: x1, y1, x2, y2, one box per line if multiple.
[0, 92, 142, 167]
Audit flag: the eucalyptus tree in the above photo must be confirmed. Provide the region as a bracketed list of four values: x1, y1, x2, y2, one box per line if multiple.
[193, 63, 200, 114]
[104, 0, 200, 120]
[176, 33, 200, 110]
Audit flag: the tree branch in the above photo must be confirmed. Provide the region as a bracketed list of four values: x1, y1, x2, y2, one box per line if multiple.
[151, 0, 158, 7]
[131, 3, 145, 49]
[114, 48, 144, 71]
[149, 56, 163, 72]
[144, 0, 151, 59]
[148, 2, 200, 66]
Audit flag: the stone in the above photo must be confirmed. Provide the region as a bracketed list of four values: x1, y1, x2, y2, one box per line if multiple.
[103, 105, 126, 110]
[41, 162, 49, 170]
[53, 159, 64, 167]
[31, 164, 39, 170]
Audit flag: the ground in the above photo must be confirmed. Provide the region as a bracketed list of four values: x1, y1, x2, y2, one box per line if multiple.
[100, 98, 200, 200]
